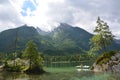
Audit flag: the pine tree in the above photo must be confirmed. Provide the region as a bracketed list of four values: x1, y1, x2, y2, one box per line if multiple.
[90, 17, 114, 53]
[23, 40, 43, 70]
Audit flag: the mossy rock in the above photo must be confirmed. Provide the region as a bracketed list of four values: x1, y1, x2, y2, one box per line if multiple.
[95, 51, 116, 65]
[90, 66, 94, 70]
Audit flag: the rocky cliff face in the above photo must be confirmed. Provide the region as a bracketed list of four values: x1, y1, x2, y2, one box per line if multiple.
[92, 52, 120, 73]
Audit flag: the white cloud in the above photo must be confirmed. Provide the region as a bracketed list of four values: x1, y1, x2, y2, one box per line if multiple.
[0, 0, 120, 38]
[0, 0, 24, 31]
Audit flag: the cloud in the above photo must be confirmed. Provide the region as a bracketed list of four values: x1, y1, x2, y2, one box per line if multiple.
[45, 0, 120, 37]
[0, 0, 120, 38]
[0, 0, 24, 31]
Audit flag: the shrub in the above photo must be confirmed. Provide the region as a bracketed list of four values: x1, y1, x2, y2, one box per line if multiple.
[5, 65, 23, 72]
[95, 51, 116, 65]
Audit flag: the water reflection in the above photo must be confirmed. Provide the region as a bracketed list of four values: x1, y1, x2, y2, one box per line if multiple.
[0, 72, 27, 80]
[0, 71, 45, 80]
[0, 70, 120, 80]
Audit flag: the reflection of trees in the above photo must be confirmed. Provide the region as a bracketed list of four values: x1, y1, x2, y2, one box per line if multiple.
[43, 54, 95, 62]
[0, 72, 28, 80]
[42, 54, 95, 68]
[0, 72, 44, 80]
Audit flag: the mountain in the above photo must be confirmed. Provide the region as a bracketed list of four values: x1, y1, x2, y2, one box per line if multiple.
[0, 25, 55, 54]
[115, 39, 120, 44]
[47, 23, 93, 54]
[0, 23, 120, 55]
[36, 27, 49, 35]
[0, 25, 39, 53]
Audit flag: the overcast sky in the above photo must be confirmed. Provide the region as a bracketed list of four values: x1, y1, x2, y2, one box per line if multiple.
[0, 0, 120, 38]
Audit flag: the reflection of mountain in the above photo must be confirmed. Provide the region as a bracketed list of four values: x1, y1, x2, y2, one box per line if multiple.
[0, 23, 120, 55]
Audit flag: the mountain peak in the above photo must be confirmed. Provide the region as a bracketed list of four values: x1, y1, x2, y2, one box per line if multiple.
[59, 23, 72, 27]
[18, 24, 34, 28]
[36, 27, 49, 35]
[53, 23, 73, 31]
[0, 24, 119, 54]
[59, 23, 72, 28]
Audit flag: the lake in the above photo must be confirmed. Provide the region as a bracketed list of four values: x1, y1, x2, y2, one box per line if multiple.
[0, 67, 120, 80]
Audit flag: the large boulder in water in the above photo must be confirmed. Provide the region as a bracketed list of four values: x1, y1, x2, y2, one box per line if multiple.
[91, 51, 120, 73]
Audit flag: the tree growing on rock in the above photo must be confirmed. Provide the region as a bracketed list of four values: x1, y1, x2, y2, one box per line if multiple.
[89, 17, 114, 54]
[23, 40, 44, 74]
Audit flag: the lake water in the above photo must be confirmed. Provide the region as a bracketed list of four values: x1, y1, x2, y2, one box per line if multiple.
[44, 61, 94, 67]
[0, 67, 120, 80]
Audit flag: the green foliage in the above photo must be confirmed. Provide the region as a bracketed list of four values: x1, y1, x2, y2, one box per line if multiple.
[95, 51, 116, 65]
[23, 40, 43, 71]
[23, 40, 39, 58]
[0, 52, 18, 63]
[90, 17, 114, 53]
[0, 53, 8, 62]
[0, 26, 38, 53]
[3, 60, 24, 72]
[0, 23, 119, 55]
[0, 24, 93, 55]
[5, 65, 23, 72]
[58, 39, 77, 50]
[90, 34, 103, 51]
[43, 54, 94, 63]
[46, 23, 94, 55]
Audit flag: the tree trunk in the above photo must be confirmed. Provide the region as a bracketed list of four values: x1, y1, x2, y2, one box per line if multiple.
[29, 57, 32, 69]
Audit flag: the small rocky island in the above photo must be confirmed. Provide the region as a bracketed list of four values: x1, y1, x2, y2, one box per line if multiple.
[0, 40, 45, 74]
[91, 51, 120, 73]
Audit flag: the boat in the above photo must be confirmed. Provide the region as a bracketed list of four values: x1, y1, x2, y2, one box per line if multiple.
[76, 65, 90, 71]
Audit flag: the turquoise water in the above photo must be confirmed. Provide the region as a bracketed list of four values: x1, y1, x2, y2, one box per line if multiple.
[0, 67, 119, 80]
[44, 61, 94, 67]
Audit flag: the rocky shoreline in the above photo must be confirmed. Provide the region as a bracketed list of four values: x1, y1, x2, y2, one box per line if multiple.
[92, 52, 120, 73]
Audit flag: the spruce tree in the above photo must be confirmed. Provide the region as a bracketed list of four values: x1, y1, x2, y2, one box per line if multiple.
[23, 40, 43, 70]
[90, 17, 114, 53]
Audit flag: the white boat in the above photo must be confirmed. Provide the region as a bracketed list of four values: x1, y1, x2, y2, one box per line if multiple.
[76, 65, 90, 71]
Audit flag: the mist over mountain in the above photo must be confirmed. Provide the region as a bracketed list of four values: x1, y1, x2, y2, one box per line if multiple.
[0, 23, 119, 55]
[36, 27, 50, 35]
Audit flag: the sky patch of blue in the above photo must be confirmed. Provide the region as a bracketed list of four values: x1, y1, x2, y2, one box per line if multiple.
[21, 11, 27, 16]
[21, 0, 37, 16]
